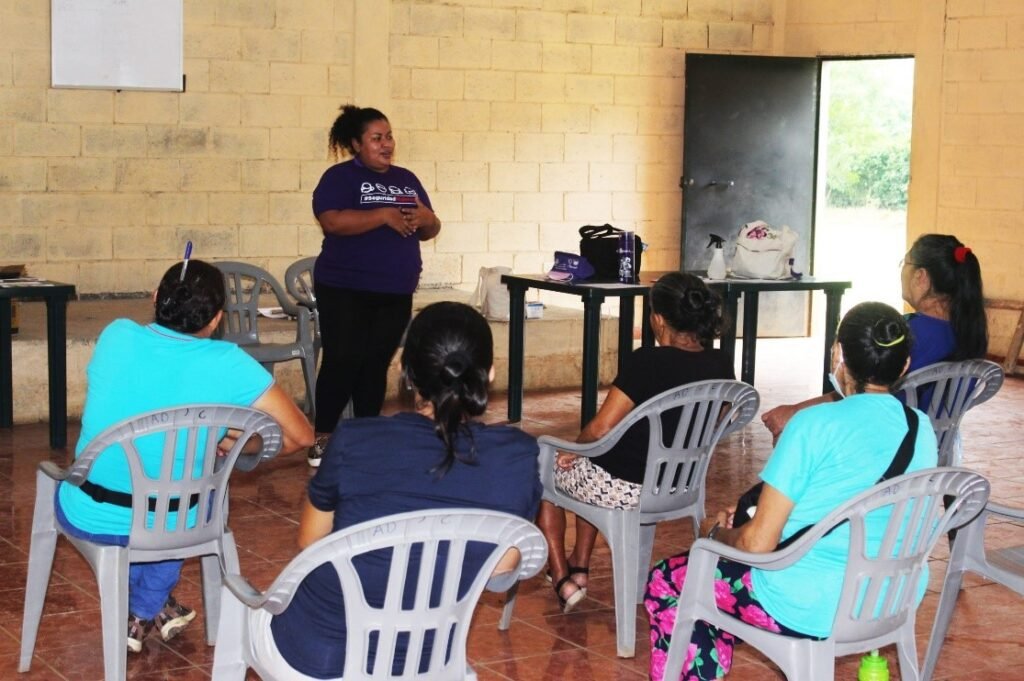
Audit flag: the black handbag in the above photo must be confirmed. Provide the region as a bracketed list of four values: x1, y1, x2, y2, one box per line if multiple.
[732, 405, 919, 551]
[579, 224, 642, 282]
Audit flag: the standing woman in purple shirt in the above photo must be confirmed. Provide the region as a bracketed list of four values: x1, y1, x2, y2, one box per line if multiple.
[308, 105, 441, 466]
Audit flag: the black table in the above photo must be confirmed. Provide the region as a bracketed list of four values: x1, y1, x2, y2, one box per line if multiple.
[0, 281, 77, 448]
[502, 273, 850, 428]
[501, 274, 649, 428]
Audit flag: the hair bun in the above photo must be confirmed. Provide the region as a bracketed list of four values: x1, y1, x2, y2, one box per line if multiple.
[440, 352, 469, 385]
[871, 319, 905, 348]
[684, 288, 706, 310]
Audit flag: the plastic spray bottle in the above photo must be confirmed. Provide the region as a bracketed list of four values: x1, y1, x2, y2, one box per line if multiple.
[706, 233, 727, 279]
[857, 650, 889, 681]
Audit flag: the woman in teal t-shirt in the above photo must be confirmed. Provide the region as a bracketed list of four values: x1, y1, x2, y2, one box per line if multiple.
[644, 302, 937, 681]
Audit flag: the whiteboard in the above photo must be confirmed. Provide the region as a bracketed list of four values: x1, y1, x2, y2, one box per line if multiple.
[51, 0, 183, 91]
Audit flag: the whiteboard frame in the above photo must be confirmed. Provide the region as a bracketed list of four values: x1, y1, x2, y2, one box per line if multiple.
[51, 0, 184, 92]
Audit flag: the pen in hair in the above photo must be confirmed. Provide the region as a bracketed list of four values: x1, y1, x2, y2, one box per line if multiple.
[180, 240, 193, 281]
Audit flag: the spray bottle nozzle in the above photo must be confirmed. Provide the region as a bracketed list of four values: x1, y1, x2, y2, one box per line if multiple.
[707, 234, 725, 249]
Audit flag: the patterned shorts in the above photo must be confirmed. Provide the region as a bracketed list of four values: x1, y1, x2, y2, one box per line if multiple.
[554, 457, 642, 510]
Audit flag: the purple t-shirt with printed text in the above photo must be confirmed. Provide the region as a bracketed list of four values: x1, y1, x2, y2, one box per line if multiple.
[312, 158, 432, 295]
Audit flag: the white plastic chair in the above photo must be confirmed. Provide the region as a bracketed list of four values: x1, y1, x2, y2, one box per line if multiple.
[284, 256, 321, 376]
[210, 509, 548, 681]
[663, 468, 991, 681]
[891, 359, 1003, 467]
[19, 404, 282, 681]
[501, 379, 759, 658]
[217, 261, 318, 416]
[921, 500, 1024, 681]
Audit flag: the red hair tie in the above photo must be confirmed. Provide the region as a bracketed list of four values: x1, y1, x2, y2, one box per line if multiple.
[953, 246, 971, 263]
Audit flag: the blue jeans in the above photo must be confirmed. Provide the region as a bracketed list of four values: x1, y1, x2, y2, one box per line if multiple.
[54, 490, 182, 620]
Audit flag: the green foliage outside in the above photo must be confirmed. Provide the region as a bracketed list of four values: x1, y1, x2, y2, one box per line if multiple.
[824, 60, 914, 210]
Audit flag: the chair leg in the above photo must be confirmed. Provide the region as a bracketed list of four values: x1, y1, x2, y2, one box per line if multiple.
[211, 585, 249, 681]
[607, 514, 640, 658]
[201, 554, 223, 646]
[636, 524, 657, 603]
[96, 551, 131, 681]
[498, 581, 518, 631]
[896, 624, 921, 681]
[18, 484, 60, 672]
[301, 353, 317, 419]
[921, 564, 966, 681]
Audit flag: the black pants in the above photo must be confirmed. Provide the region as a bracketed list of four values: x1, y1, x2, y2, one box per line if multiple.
[313, 283, 412, 432]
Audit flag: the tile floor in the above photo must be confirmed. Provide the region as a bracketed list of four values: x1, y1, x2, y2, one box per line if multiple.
[1, 338, 1022, 680]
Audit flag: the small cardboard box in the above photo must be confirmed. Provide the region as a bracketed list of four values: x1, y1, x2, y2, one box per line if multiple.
[0, 264, 27, 334]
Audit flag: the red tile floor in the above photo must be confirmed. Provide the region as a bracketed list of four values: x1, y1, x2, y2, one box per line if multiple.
[1, 338, 1022, 680]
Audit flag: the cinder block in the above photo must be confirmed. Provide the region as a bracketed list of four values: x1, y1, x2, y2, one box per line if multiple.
[13, 50, 48, 87]
[566, 75, 614, 104]
[516, 73, 566, 103]
[211, 128, 270, 159]
[565, 191, 613, 221]
[435, 221, 489, 253]
[464, 7, 516, 39]
[978, 114, 1024, 145]
[81, 125, 148, 158]
[209, 60, 271, 93]
[181, 159, 241, 191]
[439, 38, 493, 70]
[300, 30, 353, 65]
[389, 100, 438, 131]
[513, 192, 563, 221]
[215, 0, 275, 27]
[276, 1, 333, 30]
[391, 66, 412, 99]
[420, 252, 463, 287]
[938, 177, 977, 208]
[146, 192, 209, 225]
[79, 194, 146, 226]
[1009, 17, 1024, 48]
[956, 82, 1006, 113]
[240, 224, 299, 256]
[269, 193, 311, 225]
[709, 22, 753, 50]
[48, 159, 115, 191]
[465, 71, 515, 101]
[298, 224, 323, 254]
[463, 192, 515, 221]
[46, 226, 113, 261]
[242, 29, 302, 61]
[184, 59, 210, 92]
[490, 162, 539, 192]
[542, 44, 592, 74]
[113, 226, 179, 259]
[270, 127, 324, 160]
[591, 105, 639, 134]
[300, 159, 331, 193]
[542, 103, 591, 133]
[637, 162, 684, 192]
[637, 106, 682, 135]
[300, 96, 347, 129]
[406, 131, 465, 162]
[614, 75, 681, 106]
[145, 126, 209, 158]
[186, 26, 243, 60]
[752, 24, 773, 51]
[980, 50, 1024, 81]
[567, 14, 615, 44]
[242, 94, 302, 127]
[976, 177, 1024, 210]
[46, 90, 112, 125]
[390, 35, 440, 68]
[514, 133, 565, 162]
[489, 222, 539, 251]
[613, 190, 680, 221]
[209, 192, 269, 225]
[733, 0, 773, 23]
[410, 4, 464, 37]
[958, 18, 1008, 49]
[589, 162, 636, 191]
[494, 41, 542, 72]
[464, 132, 515, 161]
[491, 103, 543, 132]
[270, 63, 328, 95]
[516, 11, 567, 42]
[541, 162, 590, 191]
[411, 69, 465, 100]
[438, 101, 490, 133]
[13, 123, 80, 157]
[640, 47, 685, 78]
[437, 162, 490, 191]
[114, 92, 179, 125]
[592, 45, 640, 75]
[0, 13, 46, 51]
[0, 228, 44, 259]
[0, 88, 45, 122]
[538, 221, 579, 252]
[565, 133, 613, 162]
[0, 52, 12, 87]
[20, 194, 79, 226]
[616, 16, 664, 46]
[181, 225, 240, 258]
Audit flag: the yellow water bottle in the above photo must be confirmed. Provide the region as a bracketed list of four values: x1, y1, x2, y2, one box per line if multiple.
[858, 650, 889, 681]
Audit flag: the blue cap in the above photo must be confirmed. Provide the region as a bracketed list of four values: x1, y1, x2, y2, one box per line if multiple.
[547, 251, 595, 282]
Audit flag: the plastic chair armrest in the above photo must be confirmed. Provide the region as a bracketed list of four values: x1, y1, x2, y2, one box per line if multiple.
[38, 461, 70, 482]
[986, 501, 1024, 522]
[222, 573, 269, 610]
[485, 571, 519, 593]
[689, 534, 817, 572]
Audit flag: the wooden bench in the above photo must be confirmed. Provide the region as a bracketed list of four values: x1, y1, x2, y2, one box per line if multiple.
[988, 298, 1024, 375]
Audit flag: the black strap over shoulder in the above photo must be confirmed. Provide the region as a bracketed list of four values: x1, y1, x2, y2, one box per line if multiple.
[79, 480, 199, 514]
[776, 405, 918, 551]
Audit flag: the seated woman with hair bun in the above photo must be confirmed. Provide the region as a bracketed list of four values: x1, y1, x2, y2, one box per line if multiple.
[645, 302, 938, 681]
[56, 258, 314, 655]
[537, 272, 735, 613]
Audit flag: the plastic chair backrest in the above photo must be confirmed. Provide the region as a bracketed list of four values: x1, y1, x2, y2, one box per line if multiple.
[216, 261, 299, 347]
[613, 379, 759, 516]
[284, 256, 317, 309]
[820, 468, 990, 643]
[892, 360, 1003, 467]
[252, 509, 546, 678]
[66, 405, 282, 552]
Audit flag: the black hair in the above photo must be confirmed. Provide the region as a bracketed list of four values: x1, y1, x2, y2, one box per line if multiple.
[649, 272, 726, 343]
[328, 104, 389, 157]
[836, 302, 912, 393]
[154, 259, 225, 334]
[400, 302, 493, 476]
[907, 234, 987, 360]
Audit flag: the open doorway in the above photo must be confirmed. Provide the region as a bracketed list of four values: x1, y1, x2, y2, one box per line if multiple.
[814, 58, 915, 315]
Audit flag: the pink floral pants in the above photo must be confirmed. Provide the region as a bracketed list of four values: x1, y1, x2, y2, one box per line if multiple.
[644, 554, 818, 681]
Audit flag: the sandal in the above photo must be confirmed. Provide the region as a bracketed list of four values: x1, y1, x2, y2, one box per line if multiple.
[554, 575, 586, 614]
[546, 564, 590, 593]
